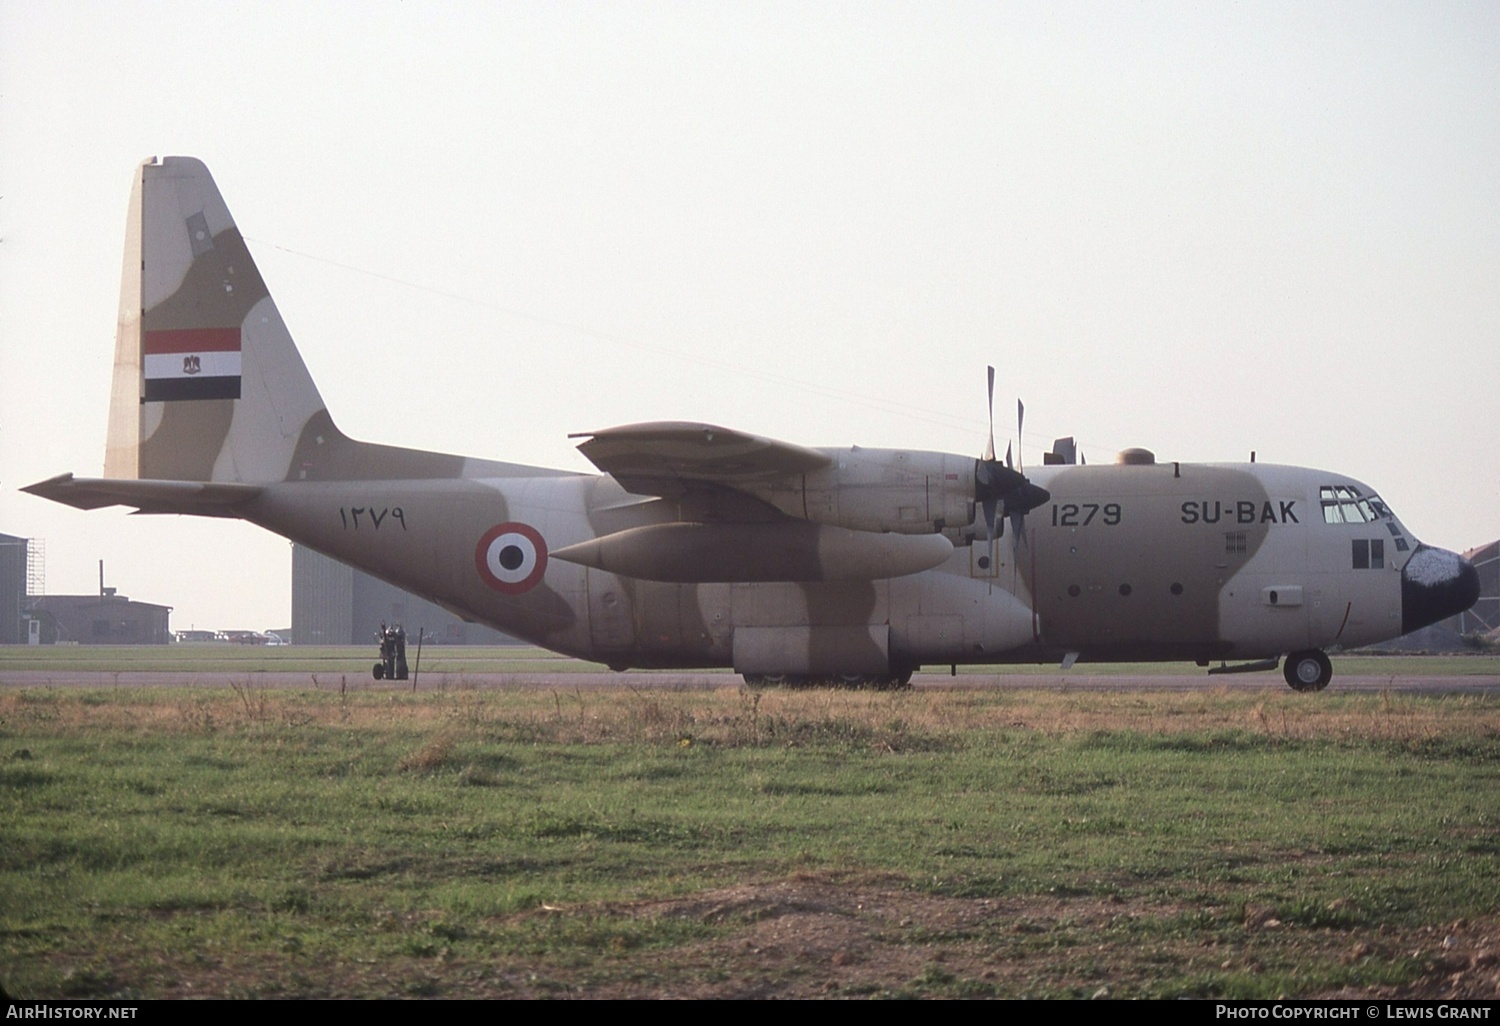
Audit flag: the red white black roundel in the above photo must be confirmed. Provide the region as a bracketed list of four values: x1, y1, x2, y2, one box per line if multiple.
[475, 522, 548, 594]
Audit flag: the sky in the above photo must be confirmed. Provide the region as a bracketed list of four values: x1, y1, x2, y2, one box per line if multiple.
[2, 1, 1497, 632]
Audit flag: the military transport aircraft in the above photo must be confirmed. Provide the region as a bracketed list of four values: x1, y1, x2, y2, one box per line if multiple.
[24, 157, 1481, 690]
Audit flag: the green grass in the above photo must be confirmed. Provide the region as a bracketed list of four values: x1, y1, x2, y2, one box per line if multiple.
[1, 684, 1497, 997]
[0, 643, 614, 674]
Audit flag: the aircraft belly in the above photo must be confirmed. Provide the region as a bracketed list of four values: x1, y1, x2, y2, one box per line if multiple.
[888, 572, 1036, 661]
[583, 568, 1043, 672]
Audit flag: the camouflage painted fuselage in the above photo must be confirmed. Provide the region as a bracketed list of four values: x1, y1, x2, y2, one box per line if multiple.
[230, 454, 1438, 676]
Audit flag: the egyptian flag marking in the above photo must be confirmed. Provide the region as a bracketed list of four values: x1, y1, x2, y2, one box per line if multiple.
[143, 328, 242, 401]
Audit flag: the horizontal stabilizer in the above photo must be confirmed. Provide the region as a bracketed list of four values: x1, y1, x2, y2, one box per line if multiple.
[22, 474, 261, 516]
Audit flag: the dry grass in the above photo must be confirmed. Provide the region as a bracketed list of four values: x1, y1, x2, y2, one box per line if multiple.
[396, 734, 457, 772]
[5, 681, 1497, 998]
[3, 684, 1494, 750]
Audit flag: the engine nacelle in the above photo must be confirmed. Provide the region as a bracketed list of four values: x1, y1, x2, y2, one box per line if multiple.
[743, 447, 974, 535]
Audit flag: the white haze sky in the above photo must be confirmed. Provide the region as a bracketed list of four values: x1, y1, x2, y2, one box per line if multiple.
[1, 1, 1497, 631]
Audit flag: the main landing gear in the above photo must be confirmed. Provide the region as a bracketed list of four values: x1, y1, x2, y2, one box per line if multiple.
[1283, 649, 1332, 692]
[742, 668, 915, 691]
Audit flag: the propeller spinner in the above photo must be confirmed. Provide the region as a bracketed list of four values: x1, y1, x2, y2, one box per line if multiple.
[975, 367, 1050, 542]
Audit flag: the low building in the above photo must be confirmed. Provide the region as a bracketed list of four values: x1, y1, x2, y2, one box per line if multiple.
[1458, 539, 1499, 640]
[29, 593, 173, 645]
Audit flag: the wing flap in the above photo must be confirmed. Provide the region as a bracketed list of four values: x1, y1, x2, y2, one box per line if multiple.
[570, 421, 831, 497]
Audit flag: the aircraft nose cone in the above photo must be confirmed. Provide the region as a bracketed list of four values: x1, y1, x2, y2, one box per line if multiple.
[1401, 544, 1481, 635]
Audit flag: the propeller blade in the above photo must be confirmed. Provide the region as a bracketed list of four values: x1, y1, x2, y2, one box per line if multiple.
[971, 370, 1050, 547]
[1016, 399, 1025, 473]
[982, 366, 996, 463]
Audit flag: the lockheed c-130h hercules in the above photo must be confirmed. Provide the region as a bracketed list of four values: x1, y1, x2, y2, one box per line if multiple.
[24, 157, 1481, 691]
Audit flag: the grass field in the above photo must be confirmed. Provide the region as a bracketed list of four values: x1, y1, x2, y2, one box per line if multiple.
[2, 672, 1498, 998]
[0, 643, 613, 675]
[3, 642, 1498, 678]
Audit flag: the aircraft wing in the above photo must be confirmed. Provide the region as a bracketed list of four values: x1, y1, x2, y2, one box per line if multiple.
[21, 474, 262, 517]
[570, 421, 832, 498]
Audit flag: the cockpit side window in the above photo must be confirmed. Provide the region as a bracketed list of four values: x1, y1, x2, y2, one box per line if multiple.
[1352, 538, 1387, 570]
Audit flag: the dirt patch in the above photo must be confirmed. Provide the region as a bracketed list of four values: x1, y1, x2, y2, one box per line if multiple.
[1317, 918, 1500, 1001]
[486, 873, 1193, 998]
[482, 875, 1500, 999]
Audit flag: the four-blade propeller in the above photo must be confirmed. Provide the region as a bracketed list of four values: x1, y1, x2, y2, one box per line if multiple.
[974, 366, 1050, 543]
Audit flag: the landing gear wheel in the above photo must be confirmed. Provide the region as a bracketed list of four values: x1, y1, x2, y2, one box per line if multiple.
[742, 673, 789, 688]
[372, 663, 385, 681]
[743, 671, 913, 690]
[1283, 650, 1332, 692]
[864, 671, 914, 691]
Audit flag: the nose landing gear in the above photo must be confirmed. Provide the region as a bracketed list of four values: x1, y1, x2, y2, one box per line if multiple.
[1283, 649, 1332, 692]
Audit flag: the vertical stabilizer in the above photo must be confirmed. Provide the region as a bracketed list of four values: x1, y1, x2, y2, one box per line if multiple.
[104, 157, 327, 484]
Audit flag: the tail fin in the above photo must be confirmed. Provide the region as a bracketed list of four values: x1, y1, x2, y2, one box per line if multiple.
[27, 157, 535, 513]
[105, 156, 327, 484]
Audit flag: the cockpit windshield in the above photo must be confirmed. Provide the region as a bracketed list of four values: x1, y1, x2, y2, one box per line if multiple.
[1320, 484, 1394, 525]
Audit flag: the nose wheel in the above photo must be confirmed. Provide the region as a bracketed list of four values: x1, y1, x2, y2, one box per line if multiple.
[1284, 650, 1332, 692]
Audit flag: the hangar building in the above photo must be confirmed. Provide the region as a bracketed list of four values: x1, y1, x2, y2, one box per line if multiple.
[0, 533, 29, 644]
[291, 544, 514, 645]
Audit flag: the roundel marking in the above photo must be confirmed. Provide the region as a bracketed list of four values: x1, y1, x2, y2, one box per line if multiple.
[475, 522, 548, 594]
